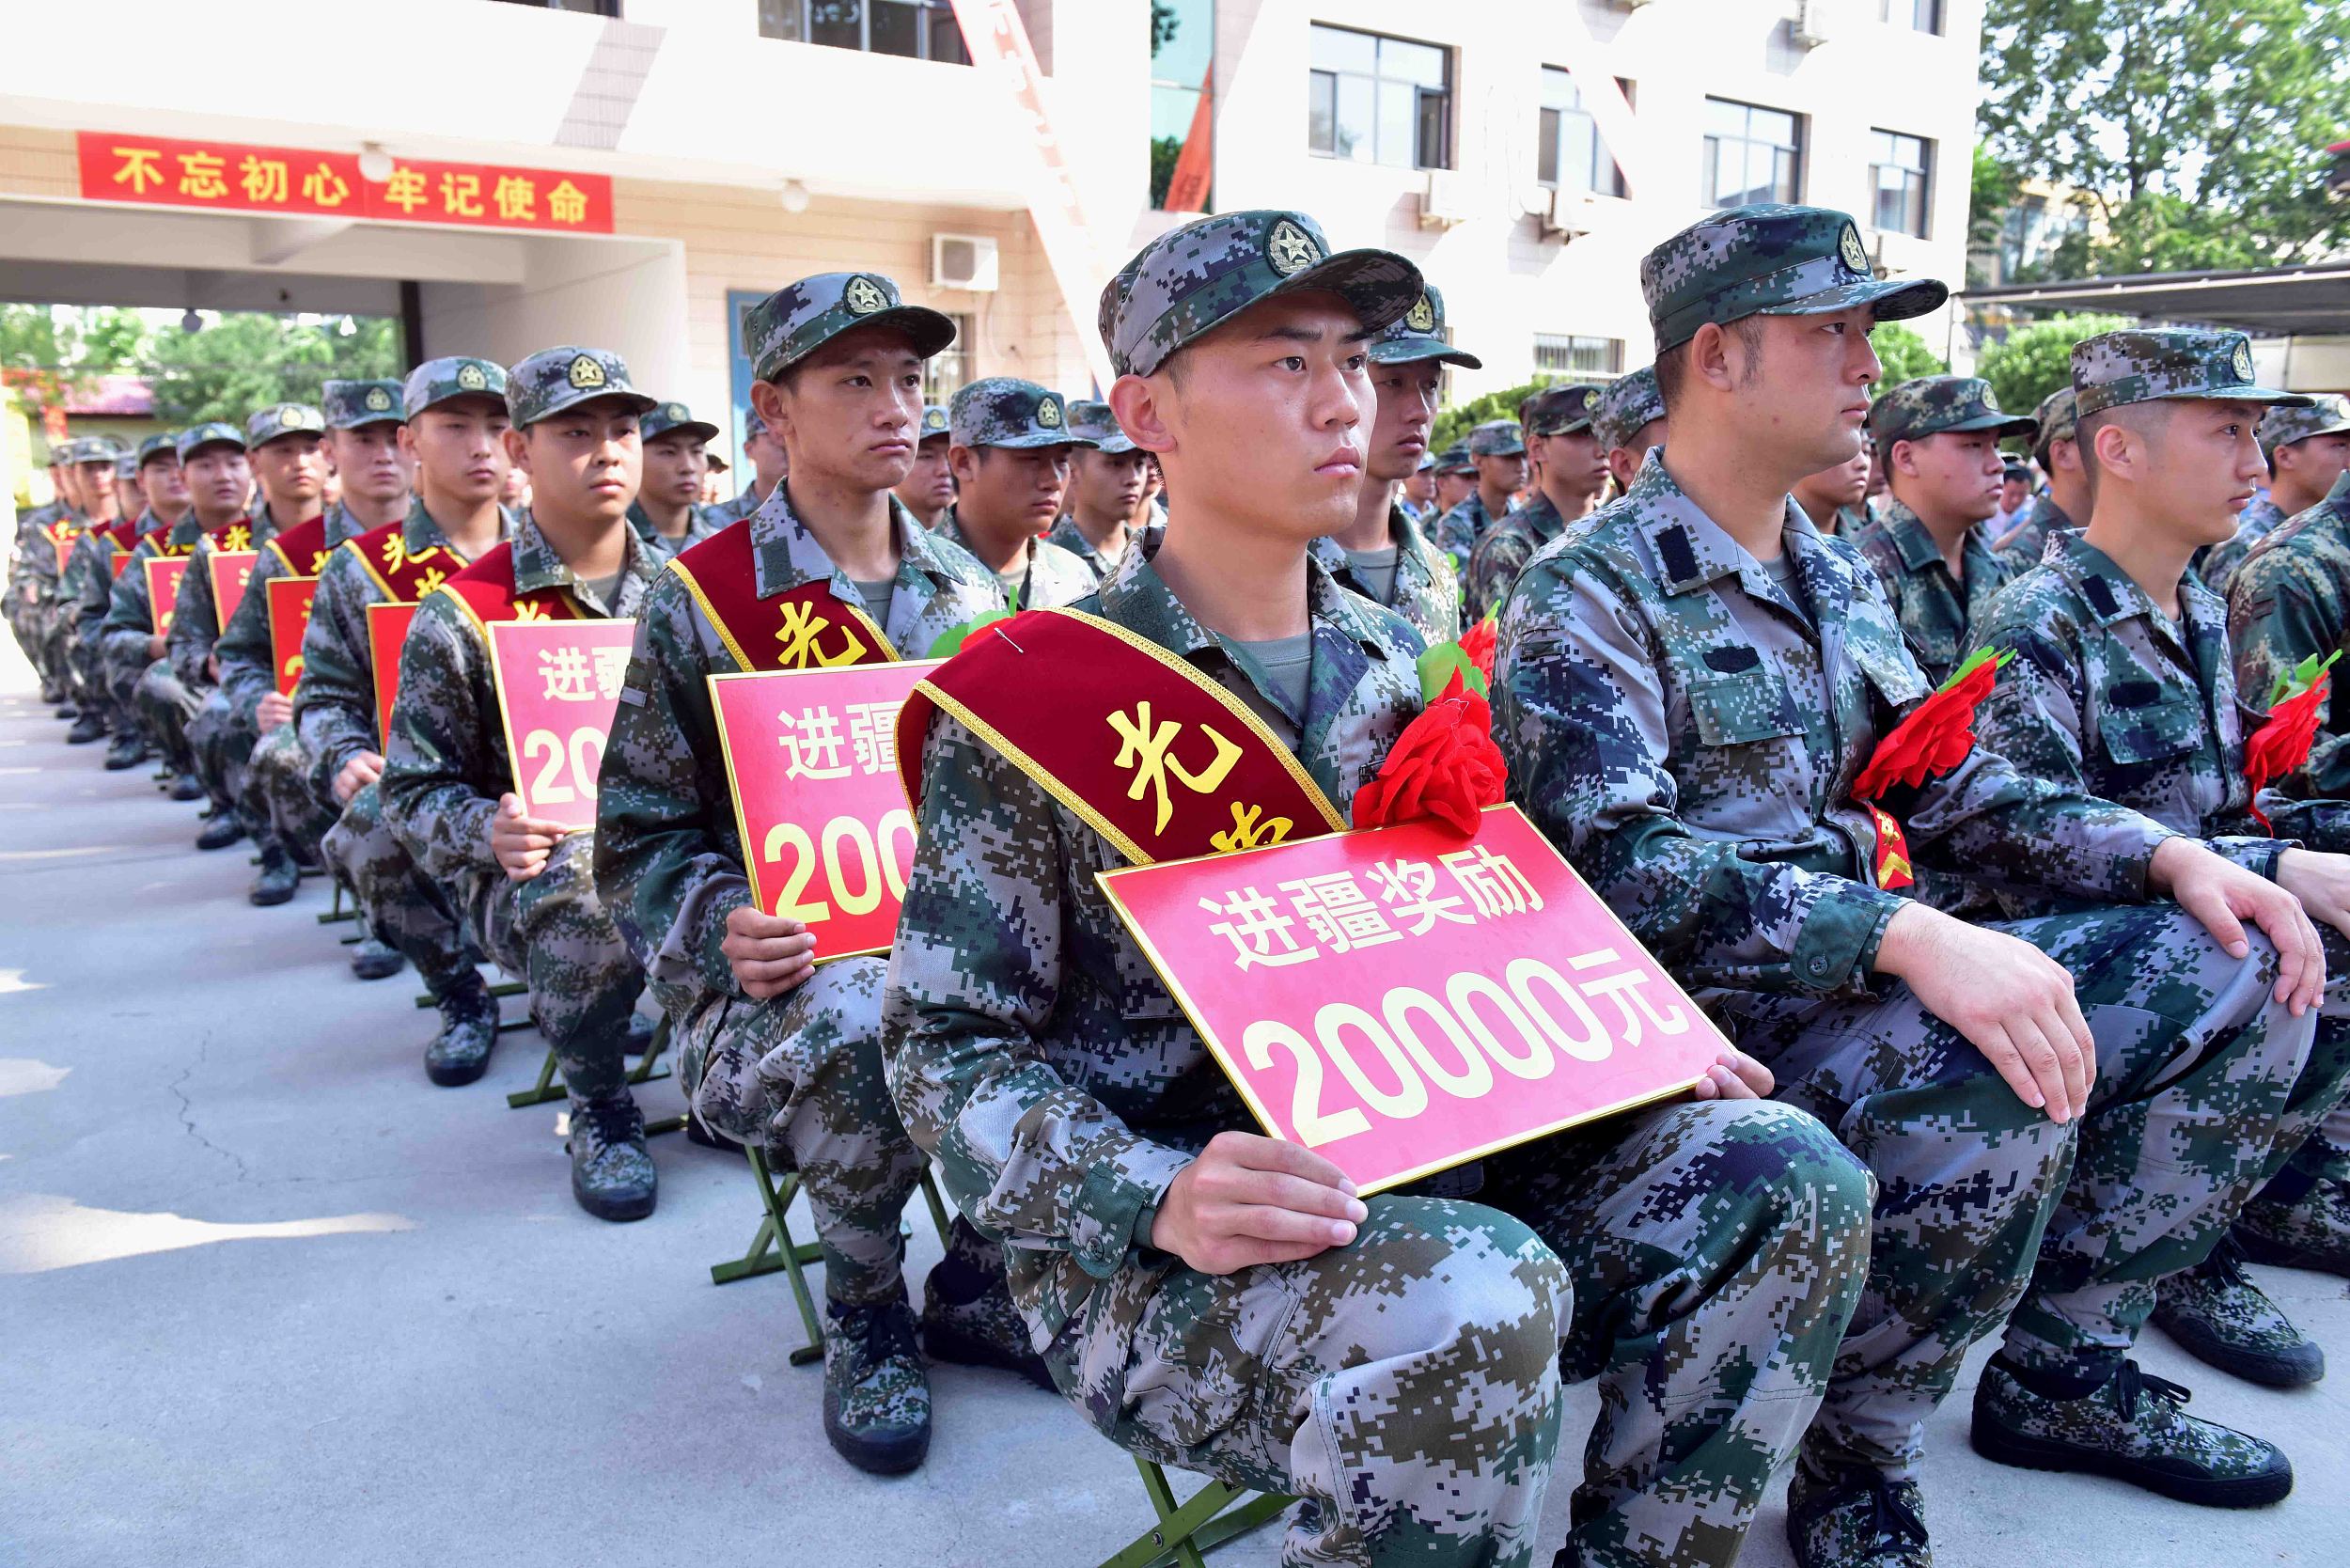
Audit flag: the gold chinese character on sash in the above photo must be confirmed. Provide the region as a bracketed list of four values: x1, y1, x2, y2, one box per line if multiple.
[775, 600, 866, 668]
[1108, 700, 1242, 836]
[221, 524, 250, 551]
[1210, 801, 1292, 853]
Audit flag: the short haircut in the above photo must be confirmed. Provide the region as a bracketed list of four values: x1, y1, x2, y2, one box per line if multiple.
[2073, 404, 2169, 500]
[1653, 316, 1767, 412]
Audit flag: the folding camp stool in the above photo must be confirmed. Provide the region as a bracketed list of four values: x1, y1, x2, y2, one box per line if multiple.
[503, 1012, 686, 1134]
[1096, 1459, 1292, 1568]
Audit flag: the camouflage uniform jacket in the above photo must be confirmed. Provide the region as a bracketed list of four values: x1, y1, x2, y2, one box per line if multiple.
[940, 510, 1096, 610]
[2198, 494, 2287, 599]
[1309, 499, 1461, 644]
[380, 518, 655, 886]
[13, 506, 82, 605]
[627, 498, 722, 562]
[8, 502, 64, 598]
[1432, 490, 1503, 597]
[2228, 472, 2350, 797]
[1466, 492, 1580, 621]
[1992, 493, 2076, 568]
[1491, 454, 2177, 1002]
[705, 482, 768, 528]
[292, 499, 507, 798]
[1849, 499, 2016, 686]
[69, 511, 160, 642]
[883, 544, 1428, 1341]
[213, 502, 371, 711]
[1044, 514, 1135, 583]
[594, 487, 1001, 1024]
[1968, 530, 2313, 917]
[167, 503, 289, 690]
[99, 513, 205, 667]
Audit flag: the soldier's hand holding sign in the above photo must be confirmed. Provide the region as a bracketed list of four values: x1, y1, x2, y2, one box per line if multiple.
[721, 905, 817, 999]
[489, 791, 566, 881]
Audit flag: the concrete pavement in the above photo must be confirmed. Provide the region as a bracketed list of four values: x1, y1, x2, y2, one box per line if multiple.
[2, 634, 2345, 1567]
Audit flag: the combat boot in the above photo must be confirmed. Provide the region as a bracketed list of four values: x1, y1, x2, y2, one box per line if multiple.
[66, 711, 107, 745]
[567, 1091, 657, 1222]
[1970, 1356, 2292, 1508]
[2236, 1177, 2350, 1278]
[822, 1295, 932, 1475]
[195, 812, 245, 851]
[1782, 1462, 1931, 1568]
[349, 927, 405, 981]
[168, 771, 205, 802]
[919, 1215, 1053, 1391]
[103, 732, 149, 771]
[53, 700, 76, 720]
[2151, 1234, 2322, 1388]
[424, 976, 499, 1086]
[248, 840, 300, 906]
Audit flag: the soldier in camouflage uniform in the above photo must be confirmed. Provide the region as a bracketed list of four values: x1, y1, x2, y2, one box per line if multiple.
[892, 402, 957, 530]
[1593, 365, 1667, 497]
[1432, 419, 1523, 604]
[129, 424, 255, 825]
[1468, 383, 1611, 619]
[1047, 400, 1151, 578]
[304, 361, 514, 1035]
[937, 378, 1097, 610]
[594, 273, 1033, 1476]
[99, 431, 218, 797]
[1848, 376, 2036, 686]
[707, 410, 784, 526]
[1991, 386, 2086, 567]
[1428, 440, 1474, 518]
[887, 208, 1876, 1568]
[1792, 447, 1873, 540]
[54, 438, 128, 745]
[1494, 204, 2323, 1565]
[66, 435, 181, 770]
[2201, 395, 2350, 597]
[8, 448, 73, 702]
[629, 400, 723, 559]
[1310, 282, 1467, 642]
[1968, 328, 2347, 1462]
[380, 346, 662, 1222]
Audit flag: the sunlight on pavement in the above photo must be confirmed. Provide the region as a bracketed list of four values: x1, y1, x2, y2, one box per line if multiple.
[0, 1058, 69, 1096]
[0, 1195, 415, 1274]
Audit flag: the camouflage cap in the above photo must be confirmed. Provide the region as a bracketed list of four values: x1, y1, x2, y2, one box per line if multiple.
[1642, 203, 1948, 353]
[507, 346, 658, 427]
[115, 452, 140, 479]
[403, 356, 509, 420]
[322, 379, 404, 431]
[1525, 383, 1607, 438]
[1433, 443, 1474, 474]
[949, 377, 1094, 450]
[1592, 367, 1667, 453]
[2072, 328, 2312, 417]
[642, 400, 719, 445]
[1100, 209, 1421, 379]
[135, 432, 179, 467]
[744, 272, 956, 384]
[1868, 375, 2036, 448]
[1066, 399, 1136, 454]
[176, 421, 245, 463]
[65, 436, 118, 465]
[246, 402, 326, 448]
[1466, 419, 1526, 458]
[744, 411, 769, 441]
[2034, 384, 2079, 448]
[2257, 392, 2350, 453]
[916, 403, 951, 442]
[1369, 283, 1481, 369]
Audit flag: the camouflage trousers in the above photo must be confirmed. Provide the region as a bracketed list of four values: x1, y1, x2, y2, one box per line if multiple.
[1718, 903, 2306, 1477]
[37, 600, 76, 702]
[671, 954, 926, 1308]
[246, 723, 336, 865]
[2254, 928, 2350, 1201]
[322, 782, 478, 995]
[188, 684, 267, 831]
[458, 831, 641, 1104]
[69, 619, 132, 739]
[1047, 1194, 1568, 1568]
[130, 660, 200, 775]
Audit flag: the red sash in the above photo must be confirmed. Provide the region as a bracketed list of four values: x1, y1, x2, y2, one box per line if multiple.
[668, 519, 897, 671]
[894, 607, 1347, 865]
[348, 519, 463, 604]
[433, 541, 585, 639]
[261, 514, 330, 577]
[101, 516, 140, 552]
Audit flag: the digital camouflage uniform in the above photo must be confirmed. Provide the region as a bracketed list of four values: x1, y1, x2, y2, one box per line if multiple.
[1593, 367, 1667, 472]
[1991, 387, 2082, 569]
[940, 377, 1099, 610]
[1495, 212, 2311, 1546]
[2201, 396, 2350, 598]
[705, 411, 774, 528]
[1308, 503, 1459, 644]
[65, 490, 164, 754]
[8, 488, 70, 691]
[100, 490, 212, 779]
[628, 400, 725, 562]
[886, 208, 1873, 1568]
[1047, 400, 1141, 583]
[1433, 418, 1523, 603]
[39, 439, 120, 721]
[1468, 384, 1608, 619]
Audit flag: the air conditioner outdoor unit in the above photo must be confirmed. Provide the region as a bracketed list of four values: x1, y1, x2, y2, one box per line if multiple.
[1418, 170, 1475, 230]
[1542, 188, 1601, 240]
[1793, 0, 1835, 47]
[931, 233, 999, 291]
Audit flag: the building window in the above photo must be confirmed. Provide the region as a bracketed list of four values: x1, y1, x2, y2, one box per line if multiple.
[1538, 69, 1628, 196]
[1702, 98, 1801, 208]
[922, 313, 975, 404]
[1870, 131, 1931, 238]
[1880, 0, 1943, 32]
[1152, 0, 1214, 212]
[757, 1, 971, 64]
[1307, 24, 1450, 170]
[1533, 334, 1623, 377]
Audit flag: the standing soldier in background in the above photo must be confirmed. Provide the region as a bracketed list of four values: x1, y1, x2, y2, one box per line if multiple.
[1793, 447, 1874, 539]
[1398, 448, 1437, 522]
[1849, 375, 2036, 685]
[892, 404, 956, 531]
[1993, 386, 2088, 566]
[1312, 282, 1470, 641]
[1429, 441, 1475, 520]
[938, 378, 1096, 609]
[2201, 396, 2350, 597]
[1049, 400, 1151, 579]
[629, 400, 723, 559]
[709, 409, 786, 526]
[1467, 382, 1610, 618]
[1432, 418, 1524, 600]
[1593, 365, 1667, 496]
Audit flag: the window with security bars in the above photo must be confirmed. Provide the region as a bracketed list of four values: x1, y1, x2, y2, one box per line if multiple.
[1307, 24, 1451, 170]
[757, 1, 971, 64]
[923, 314, 974, 404]
[1532, 335, 1623, 377]
[1538, 69, 1629, 196]
[1702, 99, 1801, 208]
[1870, 130, 1931, 238]
[1881, 0, 1943, 33]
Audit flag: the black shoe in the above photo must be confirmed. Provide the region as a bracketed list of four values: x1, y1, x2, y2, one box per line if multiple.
[66, 712, 107, 745]
[1971, 1356, 2293, 1508]
[684, 1115, 744, 1154]
[195, 814, 246, 852]
[424, 980, 499, 1086]
[349, 934, 406, 981]
[623, 1011, 657, 1057]
[103, 734, 149, 771]
[567, 1093, 658, 1223]
[248, 842, 300, 906]
[168, 772, 206, 802]
[2151, 1234, 2324, 1388]
[919, 1218, 1055, 1392]
[823, 1297, 932, 1476]
[53, 702, 77, 720]
[1783, 1463, 1932, 1568]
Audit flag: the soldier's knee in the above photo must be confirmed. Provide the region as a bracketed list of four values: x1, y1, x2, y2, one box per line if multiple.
[1355, 1198, 1568, 1377]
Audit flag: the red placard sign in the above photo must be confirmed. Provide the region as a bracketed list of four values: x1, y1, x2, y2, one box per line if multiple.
[144, 556, 187, 635]
[1095, 804, 1727, 1195]
[76, 132, 615, 234]
[266, 576, 318, 697]
[207, 550, 257, 631]
[368, 602, 416, 745]
[110, 552, 135, 579]
[709, 662, 941, 962]
[485, 619, 638, 830]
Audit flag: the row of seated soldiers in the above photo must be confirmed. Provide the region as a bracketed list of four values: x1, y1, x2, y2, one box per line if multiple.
[11, 198, 2350, 1568]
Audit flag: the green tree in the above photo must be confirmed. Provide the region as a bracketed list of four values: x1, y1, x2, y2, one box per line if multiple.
[0, 304, 152, 412]
[147, 314, 400, 426]
[1870, 322, 1948, 387]
[1979, 0, 2350, 274]
[1975, 312, 2130, 416]
[1431, 377, 1553, 457]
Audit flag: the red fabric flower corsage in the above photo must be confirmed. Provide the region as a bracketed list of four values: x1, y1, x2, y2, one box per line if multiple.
[1354, 672, 1507, 837]
[2244, 651, 2338, 831]
[1851, 647, 2013, 890]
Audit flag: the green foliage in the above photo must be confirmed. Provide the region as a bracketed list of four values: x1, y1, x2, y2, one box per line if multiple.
[1979, 0, 2350, 274]
[1150, 135, 1183, 211]
[1975, 312, 2131, 416]
[146, 315, 400, 427]
[0, 304, 152, 409]
[1431, 377, 1553, 457]
[1152, 1, 1179, 54]
[1870, 322, 1948, 388]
